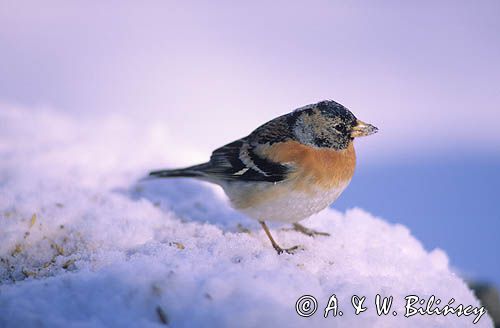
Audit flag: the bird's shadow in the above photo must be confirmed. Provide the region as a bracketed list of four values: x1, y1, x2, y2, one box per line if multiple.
[117, 178, 258, 232]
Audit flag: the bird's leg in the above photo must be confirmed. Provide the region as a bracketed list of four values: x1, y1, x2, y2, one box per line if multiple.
[259, 221, 301, 255]
[291, 223, 330, 237]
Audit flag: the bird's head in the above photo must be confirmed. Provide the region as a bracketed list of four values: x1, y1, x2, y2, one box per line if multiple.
[292, 100, 378, 150]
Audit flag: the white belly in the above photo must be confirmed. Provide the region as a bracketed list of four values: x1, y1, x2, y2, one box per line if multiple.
[222, 180, 351, 223]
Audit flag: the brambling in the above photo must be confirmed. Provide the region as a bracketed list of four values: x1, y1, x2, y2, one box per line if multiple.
[149, 100, 378, 254]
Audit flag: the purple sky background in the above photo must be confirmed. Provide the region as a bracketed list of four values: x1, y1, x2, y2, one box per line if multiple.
[1, 0, 500, 164]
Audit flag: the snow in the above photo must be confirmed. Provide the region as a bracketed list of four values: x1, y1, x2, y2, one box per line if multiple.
[0, 104, 493, 327]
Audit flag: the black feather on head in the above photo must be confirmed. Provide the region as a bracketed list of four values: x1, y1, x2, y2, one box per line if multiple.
[292, 100, 358, 150]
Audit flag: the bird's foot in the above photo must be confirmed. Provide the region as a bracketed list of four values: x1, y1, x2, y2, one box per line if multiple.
[273, 243, 303, 255]
[288, 223, 330, 237]
[259, 220, 304, 255]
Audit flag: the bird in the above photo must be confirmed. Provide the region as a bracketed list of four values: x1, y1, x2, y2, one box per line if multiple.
[148, 100, 378, 254]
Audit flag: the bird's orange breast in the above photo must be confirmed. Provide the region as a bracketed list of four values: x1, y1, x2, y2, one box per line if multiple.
[260, 140, 356, 191]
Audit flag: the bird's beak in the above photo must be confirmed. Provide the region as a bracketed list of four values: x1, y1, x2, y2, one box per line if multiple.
[351, 120, 378, 138]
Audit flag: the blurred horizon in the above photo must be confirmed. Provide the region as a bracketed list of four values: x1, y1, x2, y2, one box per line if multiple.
[1, 1, 499, 286]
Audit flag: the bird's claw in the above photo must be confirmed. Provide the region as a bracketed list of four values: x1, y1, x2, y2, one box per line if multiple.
[290, 223, 330, 237]
[273, 244, 303, 255]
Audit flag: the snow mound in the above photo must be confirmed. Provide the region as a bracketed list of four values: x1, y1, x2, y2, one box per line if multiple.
[0, 105, 493, 327]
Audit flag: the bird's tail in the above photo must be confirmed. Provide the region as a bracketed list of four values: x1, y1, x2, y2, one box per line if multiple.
[148, 163, 211, 179]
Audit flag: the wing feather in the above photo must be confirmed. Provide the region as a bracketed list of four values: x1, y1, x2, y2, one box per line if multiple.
[203, 138, 291, 182]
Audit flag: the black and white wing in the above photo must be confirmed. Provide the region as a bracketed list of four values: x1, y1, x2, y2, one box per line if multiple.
[149, 113, 298, 183]
[204, 137, 291, 182]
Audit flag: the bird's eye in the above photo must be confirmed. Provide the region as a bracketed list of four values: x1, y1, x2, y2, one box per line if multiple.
[334, 125, 344, 132]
